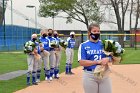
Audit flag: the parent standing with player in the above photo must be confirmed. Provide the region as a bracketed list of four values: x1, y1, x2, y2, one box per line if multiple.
[78, 23, 112, 93]
[65, 32, 76, 75]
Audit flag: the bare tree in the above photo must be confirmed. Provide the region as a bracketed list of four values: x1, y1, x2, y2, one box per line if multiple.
[129, 0, 134, 47]
[99, 0, 130, 47]
[134, 0, 140, 31]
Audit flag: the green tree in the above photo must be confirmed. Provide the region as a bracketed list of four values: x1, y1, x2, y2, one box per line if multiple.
[39, 0, 102, 29]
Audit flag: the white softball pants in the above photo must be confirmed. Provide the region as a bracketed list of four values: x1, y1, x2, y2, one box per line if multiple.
[27, 54, 38, 72]
[49, 51, 55, 68]
[40, 50, 50, 70]
[83, 70, 112, 93]
[54, 50, 61, 68]
[66, 48, 74, 64]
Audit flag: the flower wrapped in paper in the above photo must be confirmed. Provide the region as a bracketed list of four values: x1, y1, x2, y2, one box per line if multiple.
[50, 40, 59, 48]
[59, 39, 68, 49]
[93, 40, 124, 79]
[24, 41, 36, 54]
[24, 41, 41, 60]
[102, 40, 124, 64]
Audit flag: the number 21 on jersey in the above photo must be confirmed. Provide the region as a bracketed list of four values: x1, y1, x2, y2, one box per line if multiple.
[94, 55, 102, 61]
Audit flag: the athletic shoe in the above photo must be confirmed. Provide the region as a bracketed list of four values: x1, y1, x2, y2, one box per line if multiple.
[45, 77, 48, 81]
[36, 79, 40, 83]
[69, 72, 75, 75]
[32, 82, 38, 85]
[65, 72, 69, 75]
[52, 74, 55, 78]
[49, 77, 53, 81]
[56, 74, 60, 77]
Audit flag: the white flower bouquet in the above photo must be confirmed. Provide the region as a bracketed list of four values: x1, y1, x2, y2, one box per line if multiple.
[93, 40, 125, 79]
[50, 40, 59, 48]
[24, 41, 36, 54]
[59, 39, 68, 49]
[102, 40, 125, 64]
[24, 41, 41, 61]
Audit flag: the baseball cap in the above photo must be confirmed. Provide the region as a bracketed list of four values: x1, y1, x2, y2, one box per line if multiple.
[70, 32, 75, 35]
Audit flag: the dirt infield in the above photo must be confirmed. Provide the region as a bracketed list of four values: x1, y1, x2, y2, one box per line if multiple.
[15, 64, 140, 93]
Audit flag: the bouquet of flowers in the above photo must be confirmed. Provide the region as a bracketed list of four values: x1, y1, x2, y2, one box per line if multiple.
[24, 41, 36, 54]
[24, 41, 41, 61]
[93, 40, 125, 79]
[50, 40, 59, 48]
[102, 40, 124, 64]
[59, 39, 68, 49]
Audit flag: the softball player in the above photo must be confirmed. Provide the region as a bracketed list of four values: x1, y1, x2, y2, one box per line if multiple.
[78, 23, 112, 93]
[37, 29, 51, 81]
[65, 32, 76, 74]
[25, 34, 41, 85]
[47, 29, 56, 80]
[53, 30, 62, 79]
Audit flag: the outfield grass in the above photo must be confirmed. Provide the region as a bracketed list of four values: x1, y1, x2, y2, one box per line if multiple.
[0, 50, 79, 93]
[0, 48, 140, 93]
[0, 52, 27, 75]
[121, 48, 140, 64]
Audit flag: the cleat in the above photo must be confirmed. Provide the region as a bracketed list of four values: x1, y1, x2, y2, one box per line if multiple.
[49, 77, 53, 81]
[36, 79, 40, 83]
[32, 82, 38, 85]
[65, 72, 69, 75]
[45, 77, 48, 81]
[56, 74, 60, 77]
[54, 77, 60, 79]
[69, 72, 75, 75]
[54, 74, 60, 79]
[52, 74, 55, 78]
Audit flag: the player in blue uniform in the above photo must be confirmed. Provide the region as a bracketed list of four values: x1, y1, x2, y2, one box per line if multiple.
[47, 29, 57, 80]
[53, 30, 62, 79]
[25, 34, 41, 85]
[78, 23, 112, 93]
[65, 32, 76, 74]
[37, 29, 51, 81]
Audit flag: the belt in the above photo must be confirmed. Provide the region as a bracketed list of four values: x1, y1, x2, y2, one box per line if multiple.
[84, 69, 95, 71]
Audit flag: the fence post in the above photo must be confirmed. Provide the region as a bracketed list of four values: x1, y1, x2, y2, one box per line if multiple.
[81, 31, 83, 43]
[135, 31, 137, 50]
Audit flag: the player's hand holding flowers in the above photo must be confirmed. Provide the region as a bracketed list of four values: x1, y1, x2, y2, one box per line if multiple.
[50, 40, 58, 48]
[24, 41, 36, 54]
[93, 40, 125, 79]
[59, 39, 68, 49]
[102, 40, 125, 64]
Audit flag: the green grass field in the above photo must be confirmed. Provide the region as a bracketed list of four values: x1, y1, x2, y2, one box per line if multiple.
[0, 50, 79, 93]
[0, 48, 140, 93]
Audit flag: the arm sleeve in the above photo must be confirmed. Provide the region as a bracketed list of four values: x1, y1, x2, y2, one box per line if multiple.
[78, 44, 87, 61]
[37, 46, 41, 54]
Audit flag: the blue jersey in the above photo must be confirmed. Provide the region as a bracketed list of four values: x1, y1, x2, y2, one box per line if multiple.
[78, 40, 106, 70]
[54, 37, 61, 47]
[47, 36, 56, 51]
[67, 37, 76, 48]
[39, 37, 50, 51]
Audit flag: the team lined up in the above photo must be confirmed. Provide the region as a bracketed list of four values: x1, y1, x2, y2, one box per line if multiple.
[24, 29, 76, 85]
